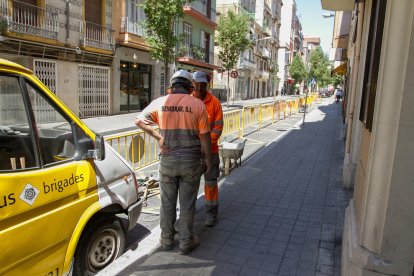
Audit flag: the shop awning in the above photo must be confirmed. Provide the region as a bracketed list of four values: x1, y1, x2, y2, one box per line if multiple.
[320, 0, 354, 11]
[332, 62, 347, 75]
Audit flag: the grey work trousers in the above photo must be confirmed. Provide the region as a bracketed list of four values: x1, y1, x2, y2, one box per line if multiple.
[159, 155, 203, 243]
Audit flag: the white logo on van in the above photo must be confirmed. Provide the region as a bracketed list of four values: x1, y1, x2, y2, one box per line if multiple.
[19, 184, 40, 206]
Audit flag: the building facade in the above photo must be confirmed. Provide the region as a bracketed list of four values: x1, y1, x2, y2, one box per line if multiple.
[277, 0, 298, 93]
[322, 0, 414, 275]
[0, 0, 115, 118]
[112, 0, 162, 114]
[175, 0, 218, 80]
[215, 0, 281, 101]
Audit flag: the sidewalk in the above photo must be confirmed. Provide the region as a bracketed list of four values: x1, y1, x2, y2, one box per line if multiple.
[82, 95, 298, 135]
[98, 98, 351, 276]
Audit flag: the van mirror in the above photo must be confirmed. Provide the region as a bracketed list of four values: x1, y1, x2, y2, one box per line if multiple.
[77, 135, 105, 161]
[95, 134, 105, 161]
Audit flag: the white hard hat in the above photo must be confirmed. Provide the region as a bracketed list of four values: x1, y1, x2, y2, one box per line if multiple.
[170, 69, 193, 87]
[192, 71, 210, 83]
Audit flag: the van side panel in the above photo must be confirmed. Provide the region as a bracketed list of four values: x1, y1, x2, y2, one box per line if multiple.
[0, 161, 98, 275]
[61, 201, 102, 275]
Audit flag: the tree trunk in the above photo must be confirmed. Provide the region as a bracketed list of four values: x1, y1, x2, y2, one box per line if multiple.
[226, 69, 230, 108]
[164, 61, 169, 95]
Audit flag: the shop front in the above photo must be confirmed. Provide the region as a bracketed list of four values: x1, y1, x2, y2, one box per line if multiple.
[119, 61, 152, 112]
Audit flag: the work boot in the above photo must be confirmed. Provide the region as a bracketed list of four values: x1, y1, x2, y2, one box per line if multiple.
[159, 238, 174, 251]
[179, 235, 199, 255]
[204, 216, 217, 227]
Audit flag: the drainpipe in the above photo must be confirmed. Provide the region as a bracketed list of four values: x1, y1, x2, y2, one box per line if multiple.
[65, 0, 70, 44]
[345, 2, 364, 154]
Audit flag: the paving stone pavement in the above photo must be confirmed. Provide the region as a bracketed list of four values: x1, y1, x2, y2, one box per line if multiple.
[98, 99, 351, 276]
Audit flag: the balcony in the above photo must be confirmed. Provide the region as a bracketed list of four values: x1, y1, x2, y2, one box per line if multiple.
[80, 21, 115, 52]
[179, 44, 212, 63]
[239, 58, 255, 70]
[262, 48, 271, 59]
[178, 43, 219, 70]
[256, 68, 269, 79]
[184, 1, 217, 29]
[121, 17, 145, 37]
[0, 0, 58, 40]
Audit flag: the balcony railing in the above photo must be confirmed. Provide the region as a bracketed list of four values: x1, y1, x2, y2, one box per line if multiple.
[179, 44, 214, 65]
[262, 48, 271, 59]
[184, 0, 216, 22]
[121, 16, 145, 37]
[1, 0, 58, 39]
[239, 58, 255, 70]
[80, 21, 115, 51]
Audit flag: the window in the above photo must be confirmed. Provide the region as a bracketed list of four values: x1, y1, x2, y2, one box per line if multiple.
[127, 0, 145, 36]
[26, 82, 79, 166]
[85, 0, 102, 25]
[359, 0, 387, 131]
[0, 76, 37, 171]
[184, 23, 192, 49]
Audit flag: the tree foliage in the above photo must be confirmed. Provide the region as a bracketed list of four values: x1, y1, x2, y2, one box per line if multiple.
[216, 10, 250, 106]
[308, 46, 332, 87]
[269, 60, 280, 82]
[141, 0, 192, 91]
[331, 73, 344, 87]
[289, 53, 307, 84]
[216, 11, 251, 71]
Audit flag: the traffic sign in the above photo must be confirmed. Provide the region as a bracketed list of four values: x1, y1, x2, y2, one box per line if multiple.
[230, 70, 238, 78]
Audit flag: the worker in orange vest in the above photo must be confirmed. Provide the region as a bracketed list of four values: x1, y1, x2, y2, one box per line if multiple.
[136, 70, 212, 254]
[192, 71, 223, 226]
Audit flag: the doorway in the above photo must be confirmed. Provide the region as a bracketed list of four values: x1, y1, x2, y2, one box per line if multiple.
[120, 61, 151, 112]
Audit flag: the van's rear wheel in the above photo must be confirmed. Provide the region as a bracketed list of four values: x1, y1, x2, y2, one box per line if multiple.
[74, 216, 126, 275]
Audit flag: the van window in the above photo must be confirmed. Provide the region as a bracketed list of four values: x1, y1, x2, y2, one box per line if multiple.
[0, 76, 38, 171]
[26, 82, 77, 166]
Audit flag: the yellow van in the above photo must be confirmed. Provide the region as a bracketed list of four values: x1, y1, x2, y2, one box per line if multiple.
[0, 59, 143, 275]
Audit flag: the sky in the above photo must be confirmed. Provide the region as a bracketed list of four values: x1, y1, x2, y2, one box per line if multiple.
[295, 0, 334, 54]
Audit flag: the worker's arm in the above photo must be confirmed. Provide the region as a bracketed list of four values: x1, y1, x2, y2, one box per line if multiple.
[200, 132, 212, 174]
[135, 119, 169, 154]
[210, 102, 224, 143]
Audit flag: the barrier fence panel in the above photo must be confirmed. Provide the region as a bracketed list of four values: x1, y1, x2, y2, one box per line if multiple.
[105, 128, 160, 171]
[241, 105, 260, 137]
[260, 102, 275, 127]
[221, 109, 242, 140]
[274, 100, 281, 121]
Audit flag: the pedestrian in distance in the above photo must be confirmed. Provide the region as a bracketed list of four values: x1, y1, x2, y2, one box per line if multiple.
[135, 69, 212, 255]
[192, 71, 223, 227]
[335, 88, 343, 103]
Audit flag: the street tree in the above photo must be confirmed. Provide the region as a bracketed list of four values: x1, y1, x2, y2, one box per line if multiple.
[141, 0, 192, 94]
[331, 73, 344, 87]
[216, 10, 251, 107]
[308, 46, 331, 89]
[289, 53, 307, 87]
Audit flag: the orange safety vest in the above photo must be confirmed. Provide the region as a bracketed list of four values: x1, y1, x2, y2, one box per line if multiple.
[203, 91, 223, 153]
[137, 90, 210, 156]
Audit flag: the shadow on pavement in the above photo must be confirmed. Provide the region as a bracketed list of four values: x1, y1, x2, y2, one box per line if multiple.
[113, 100, 351, 276]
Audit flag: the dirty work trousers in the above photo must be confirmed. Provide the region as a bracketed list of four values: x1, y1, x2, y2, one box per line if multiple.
[159, 155, 203, 242]
[204, 153, 220, 219]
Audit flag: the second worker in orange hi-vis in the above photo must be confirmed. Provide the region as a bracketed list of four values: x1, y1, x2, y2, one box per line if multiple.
[192, 71, 223, 227]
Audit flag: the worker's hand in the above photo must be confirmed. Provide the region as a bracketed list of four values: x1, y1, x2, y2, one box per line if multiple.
[158, 136, 170, 154]
[204, 157, 212, 175]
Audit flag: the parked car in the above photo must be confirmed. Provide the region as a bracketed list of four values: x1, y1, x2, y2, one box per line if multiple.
[0, 59, 144, 275]
[319, 88, 332, 98]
